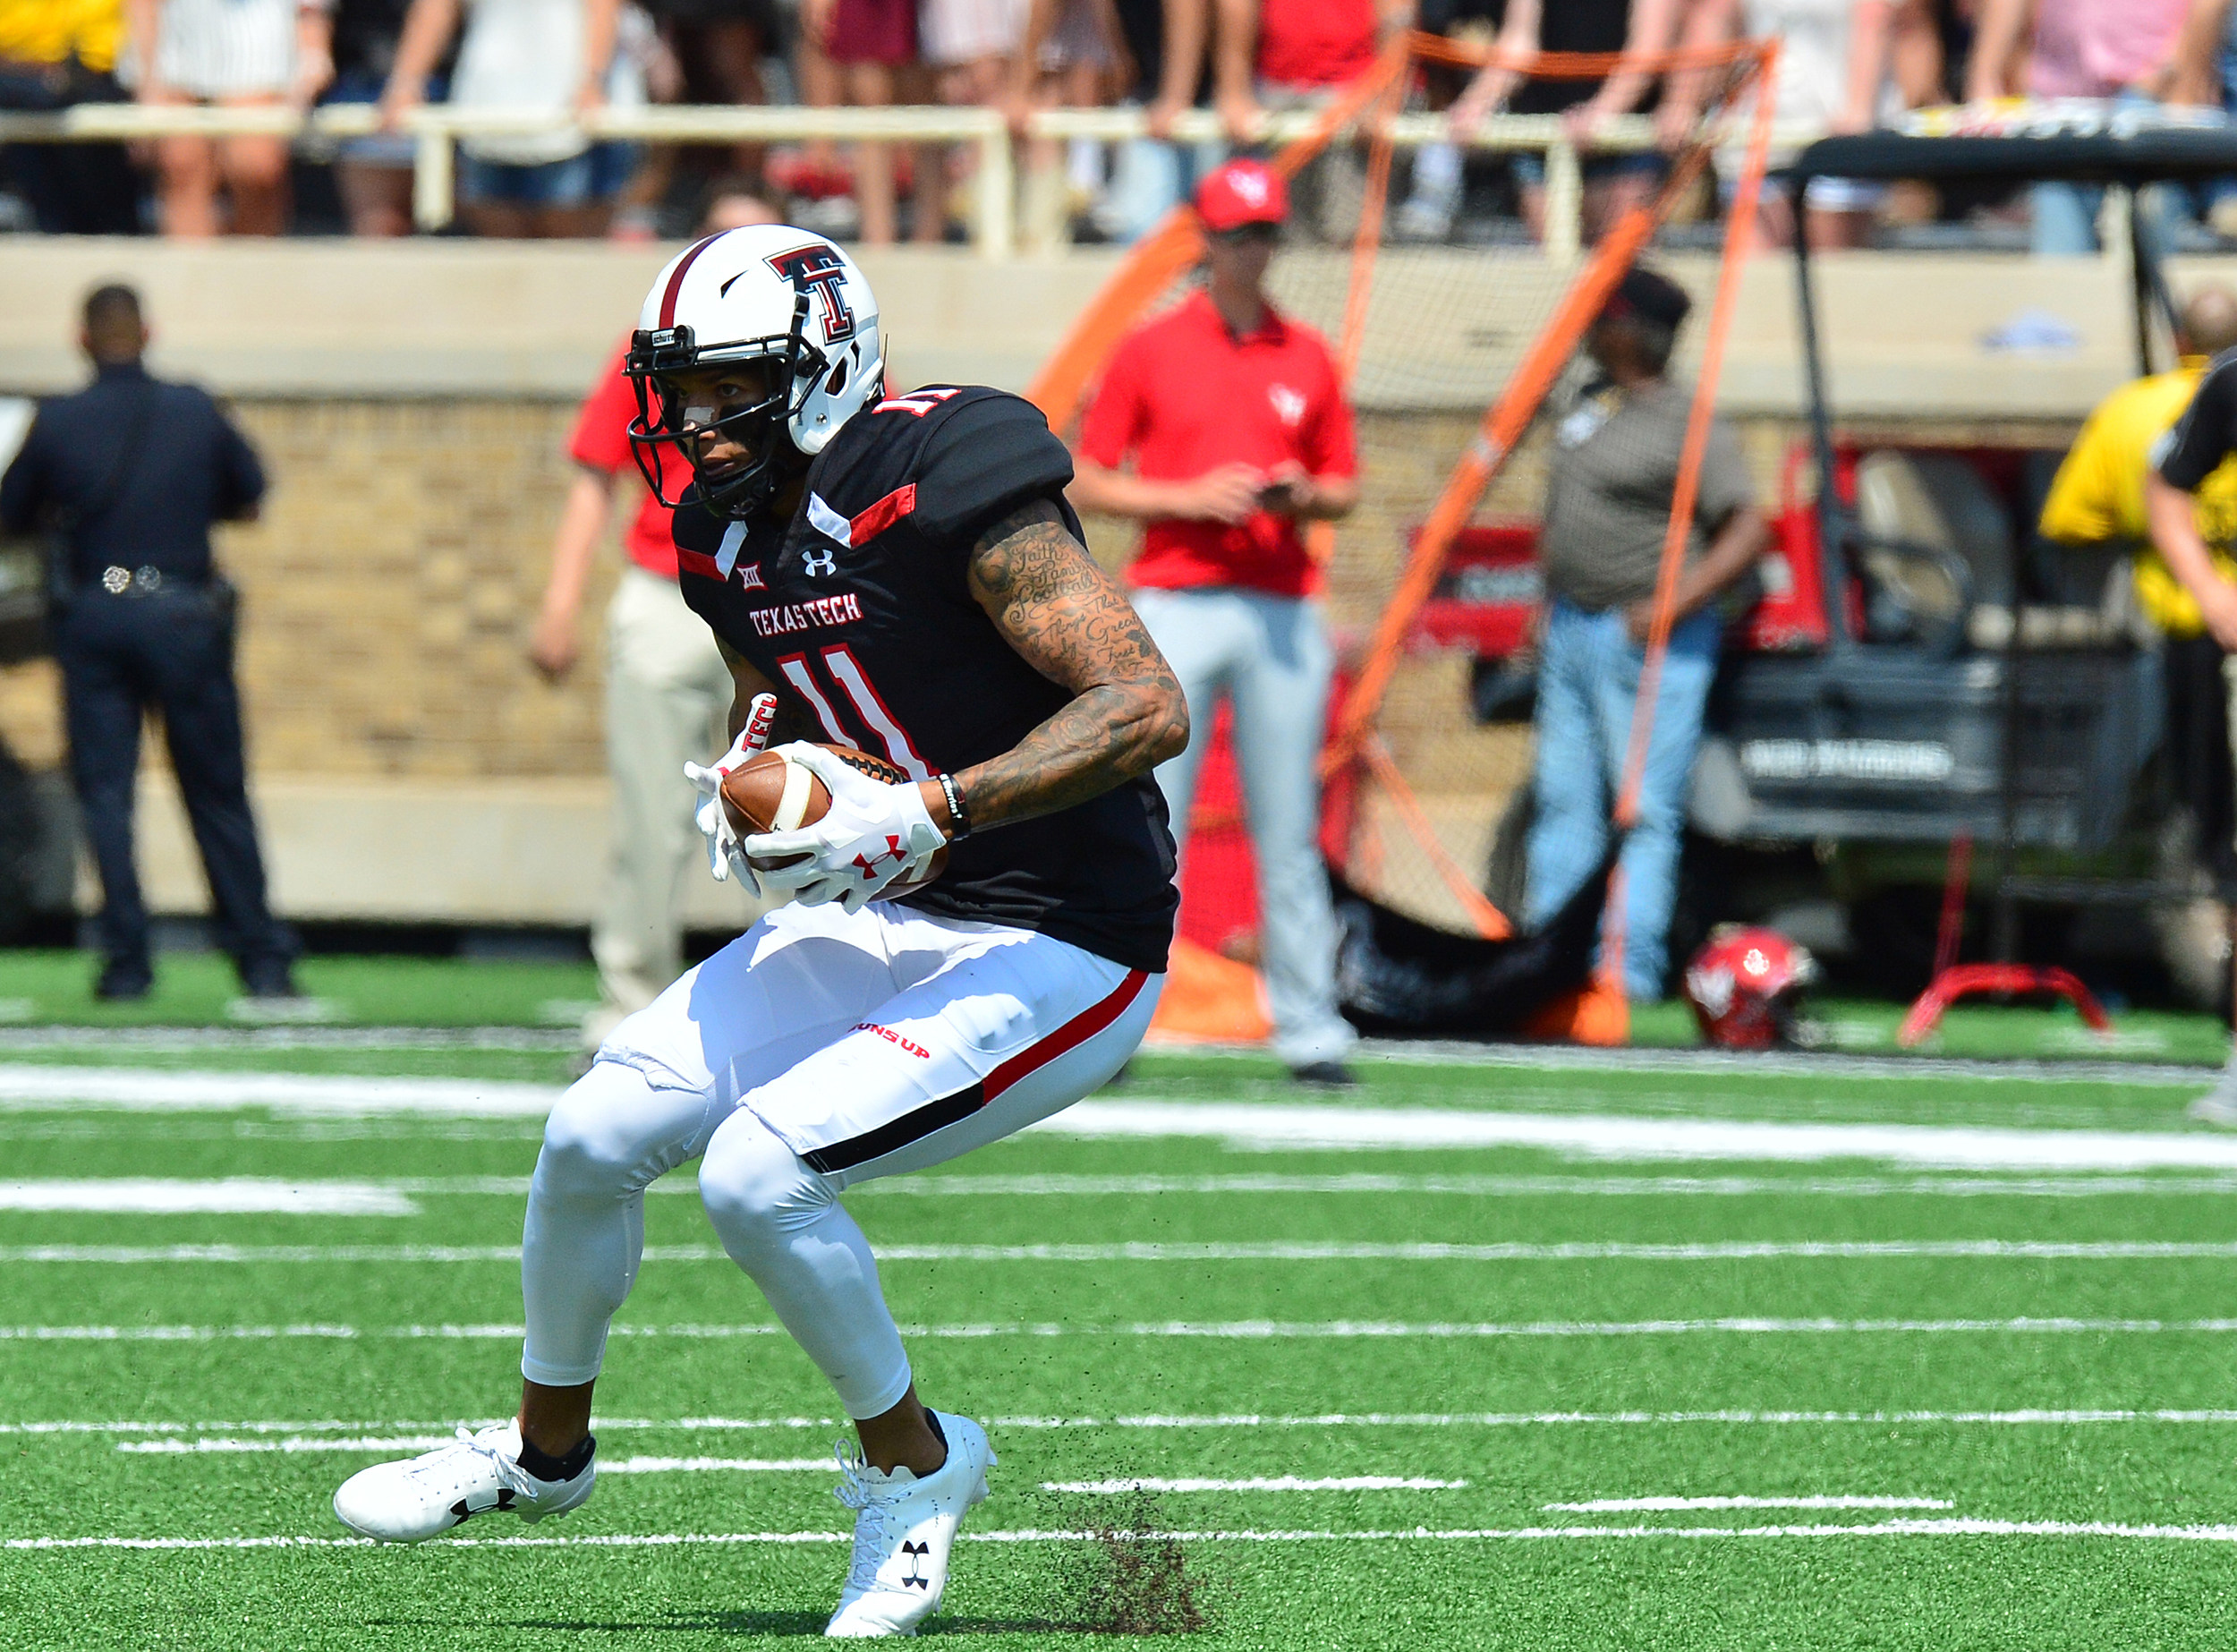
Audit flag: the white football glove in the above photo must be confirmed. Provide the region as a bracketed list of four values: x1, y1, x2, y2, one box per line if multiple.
[684, 694, 778, 894]
[744, 743, 945, 915]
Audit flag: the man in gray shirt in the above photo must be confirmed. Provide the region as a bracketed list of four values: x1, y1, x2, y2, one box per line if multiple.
[1524, 266, 1767, 999]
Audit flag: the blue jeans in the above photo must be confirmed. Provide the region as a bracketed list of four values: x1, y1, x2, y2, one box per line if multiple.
[1103, 130, 1221, 244]
[1523, 598, 1720, 1001]
[2029, 90, 2182, 253]
[459, 142, 634, 208]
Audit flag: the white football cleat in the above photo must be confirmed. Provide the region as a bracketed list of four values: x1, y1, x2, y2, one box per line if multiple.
[824, 1412, 994, 1638]
[331, 1421, 595, 1542]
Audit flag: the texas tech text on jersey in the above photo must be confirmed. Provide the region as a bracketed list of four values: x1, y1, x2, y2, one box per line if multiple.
[673, 383, 1179, 975]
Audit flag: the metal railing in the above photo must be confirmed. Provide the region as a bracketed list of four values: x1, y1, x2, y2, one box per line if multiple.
[0, 102, 1826, 255]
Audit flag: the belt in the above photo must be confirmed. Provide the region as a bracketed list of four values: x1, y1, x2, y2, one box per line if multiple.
[81, 565, 200, 598]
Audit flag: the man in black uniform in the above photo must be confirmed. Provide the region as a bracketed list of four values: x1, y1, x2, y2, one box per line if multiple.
[0, 285, 295, 1002]
[334, 227, 1189, 1639]
[2149, 352, 2237, 1123]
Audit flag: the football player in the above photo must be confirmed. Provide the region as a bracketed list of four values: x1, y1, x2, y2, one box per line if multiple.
[332, 226, 1188, 1637]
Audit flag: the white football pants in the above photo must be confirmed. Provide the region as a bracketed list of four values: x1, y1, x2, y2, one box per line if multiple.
[520, 898, 1161, 1418]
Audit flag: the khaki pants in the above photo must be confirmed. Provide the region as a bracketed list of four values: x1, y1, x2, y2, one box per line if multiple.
[590, 566, 736, 1038]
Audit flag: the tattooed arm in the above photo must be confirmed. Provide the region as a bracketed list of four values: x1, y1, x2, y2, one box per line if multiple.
[934, 498, 1189, 832]
[717, 638, 821, 746]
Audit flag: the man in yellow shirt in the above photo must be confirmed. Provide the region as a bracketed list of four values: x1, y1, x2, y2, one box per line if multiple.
[0, 0, 140, 233]
[2044, 284, 2237, 901]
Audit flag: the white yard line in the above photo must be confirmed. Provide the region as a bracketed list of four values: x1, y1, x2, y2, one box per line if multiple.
[0, 1068, 559, 1116]
[1042, 1476, 1467, 1493]
[600, 1457, 834, 1473]
[9, 1239, 2237, 1264]
[855, 1171, 2237, 1199]
[109, 1439, 838, 1470]
[17, 1520, 2237, 1549]
[0, 1179, 418, 1215]
[1045, 1102, 2237, 1169]
[1544, 1495, 1952, 1511]
[0, 1028, 576, 1052]
[15, 1171, 2237, 1205]
[17, 1316, 2237, 1345]
[6, 1063, 2237, 1170]
[118, 1435, 458, 1454]
[26, 1408, 2237, 1438]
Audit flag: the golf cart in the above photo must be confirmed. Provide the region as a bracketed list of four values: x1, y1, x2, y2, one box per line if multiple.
[1436, 112, 2237, 1001]
[1690, 112, 2237, 1000]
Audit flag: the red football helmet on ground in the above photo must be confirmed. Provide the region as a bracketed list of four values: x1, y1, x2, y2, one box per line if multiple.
[1683, 926, 1818, 1049]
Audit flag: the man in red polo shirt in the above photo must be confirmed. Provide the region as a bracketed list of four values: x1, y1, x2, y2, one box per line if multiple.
[1072, 157, 1362, 1086]
[529, 339, 742, 1047]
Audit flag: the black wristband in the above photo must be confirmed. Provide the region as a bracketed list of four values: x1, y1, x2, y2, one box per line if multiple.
[938, 771, 972, 840]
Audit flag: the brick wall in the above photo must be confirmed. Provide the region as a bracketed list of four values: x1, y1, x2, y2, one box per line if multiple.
[0, 396, 1798, 790]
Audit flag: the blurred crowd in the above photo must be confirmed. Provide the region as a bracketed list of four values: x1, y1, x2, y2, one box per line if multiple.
[4, 0, 2237, 243]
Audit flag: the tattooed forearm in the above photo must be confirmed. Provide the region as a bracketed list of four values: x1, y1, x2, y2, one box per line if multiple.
[959, 498, 1189, 830]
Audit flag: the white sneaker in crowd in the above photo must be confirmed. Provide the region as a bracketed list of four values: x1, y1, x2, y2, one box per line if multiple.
[824, 1411, 995, 1638]
[332, 1421, 596, 1542]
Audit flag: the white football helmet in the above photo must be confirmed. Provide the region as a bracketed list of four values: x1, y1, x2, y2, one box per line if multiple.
[625, 225, 885, 518]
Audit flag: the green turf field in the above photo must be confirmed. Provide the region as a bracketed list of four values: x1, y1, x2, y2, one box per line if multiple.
[8, 1038, 2237, 1648]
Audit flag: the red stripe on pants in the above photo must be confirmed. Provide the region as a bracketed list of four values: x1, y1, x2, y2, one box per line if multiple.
[983, 968, 1150, 1101]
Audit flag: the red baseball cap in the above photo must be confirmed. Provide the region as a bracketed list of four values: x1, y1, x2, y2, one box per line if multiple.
[1195, 158, 1288, 232]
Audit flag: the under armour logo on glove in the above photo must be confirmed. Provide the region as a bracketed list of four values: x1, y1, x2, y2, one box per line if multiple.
[901, 1540, 931, 1588]
[851, 835, 906, 881]
[744, 744, 944, 915]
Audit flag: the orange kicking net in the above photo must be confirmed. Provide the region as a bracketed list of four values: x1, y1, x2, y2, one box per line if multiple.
[1029, 34, 1779, 1041]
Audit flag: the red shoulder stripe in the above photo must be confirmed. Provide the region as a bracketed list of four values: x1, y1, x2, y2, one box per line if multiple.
[677, 548, 723, 580]
[849, 483, 917, 545]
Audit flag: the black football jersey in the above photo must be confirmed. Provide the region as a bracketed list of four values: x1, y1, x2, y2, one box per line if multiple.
[673, 385, 1178, 975]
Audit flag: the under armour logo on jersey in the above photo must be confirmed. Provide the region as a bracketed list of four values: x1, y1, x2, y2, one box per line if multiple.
[1268, 383, 1306, 426]
[804, 545, 838, 577]
[763, 243, 857, 344]
[900, 1541, 931, 1588]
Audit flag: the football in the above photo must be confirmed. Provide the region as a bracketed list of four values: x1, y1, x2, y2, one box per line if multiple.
[719, 744, 949, 896]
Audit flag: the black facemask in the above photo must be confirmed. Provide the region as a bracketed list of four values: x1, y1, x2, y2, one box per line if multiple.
[625, 294, 825, 521]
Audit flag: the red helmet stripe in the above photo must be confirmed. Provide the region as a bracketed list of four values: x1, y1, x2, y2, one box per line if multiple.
[657, 234, 725, 328]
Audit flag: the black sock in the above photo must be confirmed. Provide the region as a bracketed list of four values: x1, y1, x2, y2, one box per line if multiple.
[923, 1410, 947, 1453]
[517, 1432, 595, 1483]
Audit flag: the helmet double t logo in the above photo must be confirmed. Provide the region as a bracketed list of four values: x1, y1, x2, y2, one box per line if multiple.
[764, 244, 859, 345]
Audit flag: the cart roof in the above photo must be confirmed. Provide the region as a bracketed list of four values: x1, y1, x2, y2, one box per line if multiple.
[1792, 116, 2237, 186]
